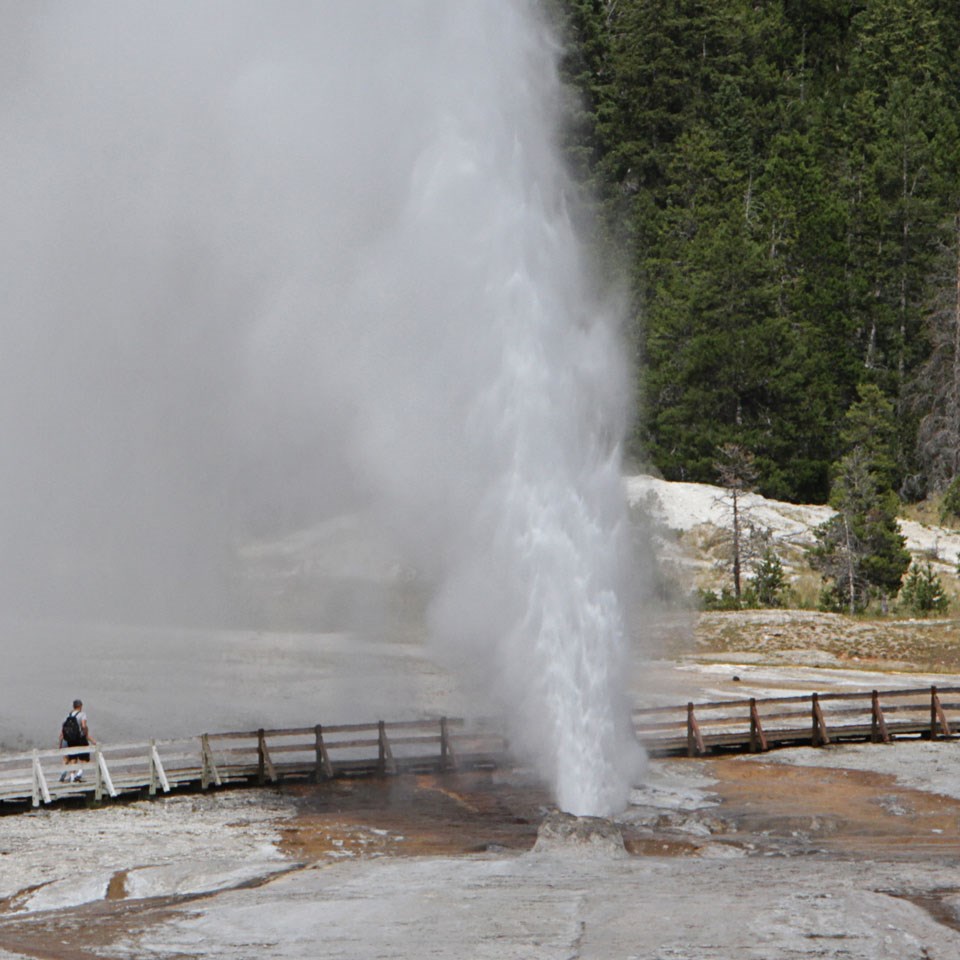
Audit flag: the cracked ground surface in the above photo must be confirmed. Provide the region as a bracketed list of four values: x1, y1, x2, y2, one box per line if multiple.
[3, 744, 960, 958]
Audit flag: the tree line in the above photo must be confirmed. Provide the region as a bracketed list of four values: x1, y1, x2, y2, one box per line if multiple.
[549, 0, 960, 512]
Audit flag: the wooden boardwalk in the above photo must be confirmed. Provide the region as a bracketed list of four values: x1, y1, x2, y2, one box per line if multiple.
[0, 717, 504, 811]
[2, 686, 958, 811]
[633, 684, 960, 757]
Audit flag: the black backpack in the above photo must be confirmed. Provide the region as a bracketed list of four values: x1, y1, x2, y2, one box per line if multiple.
[62, 713, 83, 746]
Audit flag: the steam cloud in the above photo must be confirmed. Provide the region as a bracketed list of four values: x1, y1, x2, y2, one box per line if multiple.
[0, 2, 644, 814]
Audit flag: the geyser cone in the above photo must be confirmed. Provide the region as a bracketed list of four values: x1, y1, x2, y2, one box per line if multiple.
[533, 810, 628, 859]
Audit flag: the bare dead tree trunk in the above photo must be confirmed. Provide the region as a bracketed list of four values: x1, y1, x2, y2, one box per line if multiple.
[951, 212, 960, 477]
[715, 443, 758, 602]
[843, 513, 856, 616]
[732, 487, 741, 600]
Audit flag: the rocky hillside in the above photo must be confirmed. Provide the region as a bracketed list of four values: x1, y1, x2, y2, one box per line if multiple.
[626, 475, 960, 673]
[626, 474, 960, 606]
[235, 475, 960, 670]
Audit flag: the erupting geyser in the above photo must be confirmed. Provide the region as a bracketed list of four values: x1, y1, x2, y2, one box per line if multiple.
[1, 2, 644, 813]
[358, 1, 646, 816]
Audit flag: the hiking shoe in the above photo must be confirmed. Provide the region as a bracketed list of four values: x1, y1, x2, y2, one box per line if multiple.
[59, 771, 69, 782]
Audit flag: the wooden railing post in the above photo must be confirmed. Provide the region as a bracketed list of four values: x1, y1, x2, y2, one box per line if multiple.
[932, 686, 952, 739]
[200, 734, 220, 790]
[151, 740, 160, 795]
[871, 690, 890, 743]
[314, 725, 322, 782]
[150, 740, 171, 794]
[314, 724, 333, 780]
[811, 693, 830, 746]
[440, 717, 457, 771]
[200, 736, 209, 790]
[31, 753, 40, 808]
[94, 745, 103, 801]
[377, 721, 385, 774]
[96, 747, 116, 799]
[749, 698, 767, 753]
[257, 728, 266, 785]
[376, 721, 396, 775]
[930, 685, 937, 740]
[686, 703, 704, 757]
[32, 751, 50, 807]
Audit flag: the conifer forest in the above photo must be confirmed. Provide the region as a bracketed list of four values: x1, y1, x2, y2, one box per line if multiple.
[552, 1, 960, 509]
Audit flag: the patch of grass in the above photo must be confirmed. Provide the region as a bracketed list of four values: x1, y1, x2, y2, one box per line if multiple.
[899, 497, 940, 525]
[691, 609, 960, 673]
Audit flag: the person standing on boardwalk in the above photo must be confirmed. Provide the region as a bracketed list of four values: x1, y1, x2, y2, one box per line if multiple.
[59, 699, 95, 779]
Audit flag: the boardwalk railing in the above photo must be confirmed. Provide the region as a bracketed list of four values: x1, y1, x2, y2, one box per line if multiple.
[633, 685, 960, 757]
[0, 717, 505, 809]
[4, 687, 957, 809]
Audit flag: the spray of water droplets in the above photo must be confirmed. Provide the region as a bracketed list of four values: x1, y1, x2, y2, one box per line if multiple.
[0, 1, 645, 813]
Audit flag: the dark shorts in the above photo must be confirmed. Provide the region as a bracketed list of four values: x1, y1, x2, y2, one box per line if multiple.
[68, 738, 90, 762]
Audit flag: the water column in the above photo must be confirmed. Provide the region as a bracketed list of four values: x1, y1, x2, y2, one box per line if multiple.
[347, 2, 646, 815]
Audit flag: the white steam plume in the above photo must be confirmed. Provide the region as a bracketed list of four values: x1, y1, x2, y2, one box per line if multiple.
[0, 1, 643, 814]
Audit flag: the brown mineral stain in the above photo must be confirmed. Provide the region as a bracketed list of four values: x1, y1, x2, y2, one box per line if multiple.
[105, 870, 129, 901]
[279, 771, 549, 860]
[705, 755, 960, 858]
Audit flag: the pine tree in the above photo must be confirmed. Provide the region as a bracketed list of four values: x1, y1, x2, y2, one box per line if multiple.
[810, 452, 871, 614]
[899, 560, 949, 615]
[810, 450, 910, 614]
[840, 383, 899, 492]
[914, 211, 960, 491]
[810, 380, 909, 611]
[749, 548, 787, 608]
